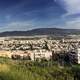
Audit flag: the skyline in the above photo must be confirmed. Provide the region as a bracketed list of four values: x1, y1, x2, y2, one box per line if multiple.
[0, 0, 80, 32]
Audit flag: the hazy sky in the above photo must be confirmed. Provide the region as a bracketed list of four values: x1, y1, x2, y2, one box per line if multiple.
[0, 0, 80, 32]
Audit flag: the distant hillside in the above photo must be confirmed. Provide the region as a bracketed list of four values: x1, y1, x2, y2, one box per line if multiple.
[0, 28, 80, 37]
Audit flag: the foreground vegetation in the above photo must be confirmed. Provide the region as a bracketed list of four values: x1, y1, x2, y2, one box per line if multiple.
[0, 58, 79, 80]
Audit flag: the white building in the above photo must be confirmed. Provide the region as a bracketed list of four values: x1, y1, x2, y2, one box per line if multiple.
[75, 48, 80, 64]
[30, 50, 52, 61]
[10, 50, 52, 61]
[11, 50, 31, 60]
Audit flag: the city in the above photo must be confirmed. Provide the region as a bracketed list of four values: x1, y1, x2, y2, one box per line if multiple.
[0, 36, 80, 64]
[0, 0, 80, 80]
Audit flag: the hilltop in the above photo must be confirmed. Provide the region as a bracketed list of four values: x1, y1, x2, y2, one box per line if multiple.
[0, 28, 80, 37]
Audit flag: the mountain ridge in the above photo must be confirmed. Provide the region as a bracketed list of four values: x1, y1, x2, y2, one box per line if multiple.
[0, 28, 80, 37]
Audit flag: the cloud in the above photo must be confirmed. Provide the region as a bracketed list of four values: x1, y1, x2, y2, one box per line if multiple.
[56, 0, 80, 14]
[0, 21, 36, 32]
[62, 18, 80, 29]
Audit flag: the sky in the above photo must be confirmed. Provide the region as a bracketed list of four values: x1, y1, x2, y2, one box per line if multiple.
[0, 0, 80, 32]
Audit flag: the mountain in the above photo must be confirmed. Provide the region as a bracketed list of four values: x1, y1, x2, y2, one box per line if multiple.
[0, 28, 80, 37]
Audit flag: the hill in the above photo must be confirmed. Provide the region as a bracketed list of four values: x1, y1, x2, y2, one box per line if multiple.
[0, 28, 80, 37]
